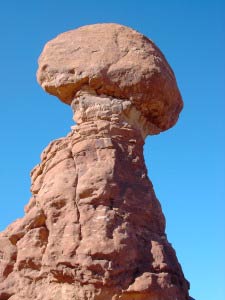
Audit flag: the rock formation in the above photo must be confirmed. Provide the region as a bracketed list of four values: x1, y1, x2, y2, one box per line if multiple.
[0, 24, 189, 300]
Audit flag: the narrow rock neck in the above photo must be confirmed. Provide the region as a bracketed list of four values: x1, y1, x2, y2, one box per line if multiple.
[71, 91, 151, 140]
[70, 92, 148, 172]
[70, 92, 151, 210]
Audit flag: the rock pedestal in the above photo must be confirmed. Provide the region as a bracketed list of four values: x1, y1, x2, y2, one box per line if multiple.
[0, 24, 189, 300]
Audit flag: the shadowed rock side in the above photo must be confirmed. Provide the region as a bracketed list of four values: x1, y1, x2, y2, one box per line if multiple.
[0, 92, 189, 300]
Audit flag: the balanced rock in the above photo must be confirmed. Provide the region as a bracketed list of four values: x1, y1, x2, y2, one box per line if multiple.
[0, 23, 189, 300]
[37, 23, 183, 134]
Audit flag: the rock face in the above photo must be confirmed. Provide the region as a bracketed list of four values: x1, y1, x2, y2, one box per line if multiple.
[0, 24, 189, 300]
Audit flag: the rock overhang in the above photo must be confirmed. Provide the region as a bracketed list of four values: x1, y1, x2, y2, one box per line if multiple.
[37, 23, 183, 135]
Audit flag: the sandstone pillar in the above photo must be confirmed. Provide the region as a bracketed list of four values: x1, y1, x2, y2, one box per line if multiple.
[0, 24, 190, 300]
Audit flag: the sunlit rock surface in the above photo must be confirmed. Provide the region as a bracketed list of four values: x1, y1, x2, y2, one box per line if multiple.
[0, 23, 189, 300]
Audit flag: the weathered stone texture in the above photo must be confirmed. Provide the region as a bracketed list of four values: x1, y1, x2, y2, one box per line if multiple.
[0, 24, 189, 300]
[37, 23, 183, 134]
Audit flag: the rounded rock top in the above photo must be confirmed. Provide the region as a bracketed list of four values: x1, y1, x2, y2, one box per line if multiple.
[37, 23, 183, 133]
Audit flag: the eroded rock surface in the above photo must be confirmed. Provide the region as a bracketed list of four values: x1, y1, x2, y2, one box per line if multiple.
[37, 23, 183, 133]
[0, 24, 189, 300]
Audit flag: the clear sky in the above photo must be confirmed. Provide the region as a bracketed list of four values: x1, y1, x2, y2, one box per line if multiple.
[0, 1, 224, 299]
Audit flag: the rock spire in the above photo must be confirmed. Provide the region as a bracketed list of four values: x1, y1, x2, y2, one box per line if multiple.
[0, 23, 189, 300]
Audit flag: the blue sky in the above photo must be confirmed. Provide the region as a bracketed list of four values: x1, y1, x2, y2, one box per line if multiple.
[0, 1, 224, 299]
